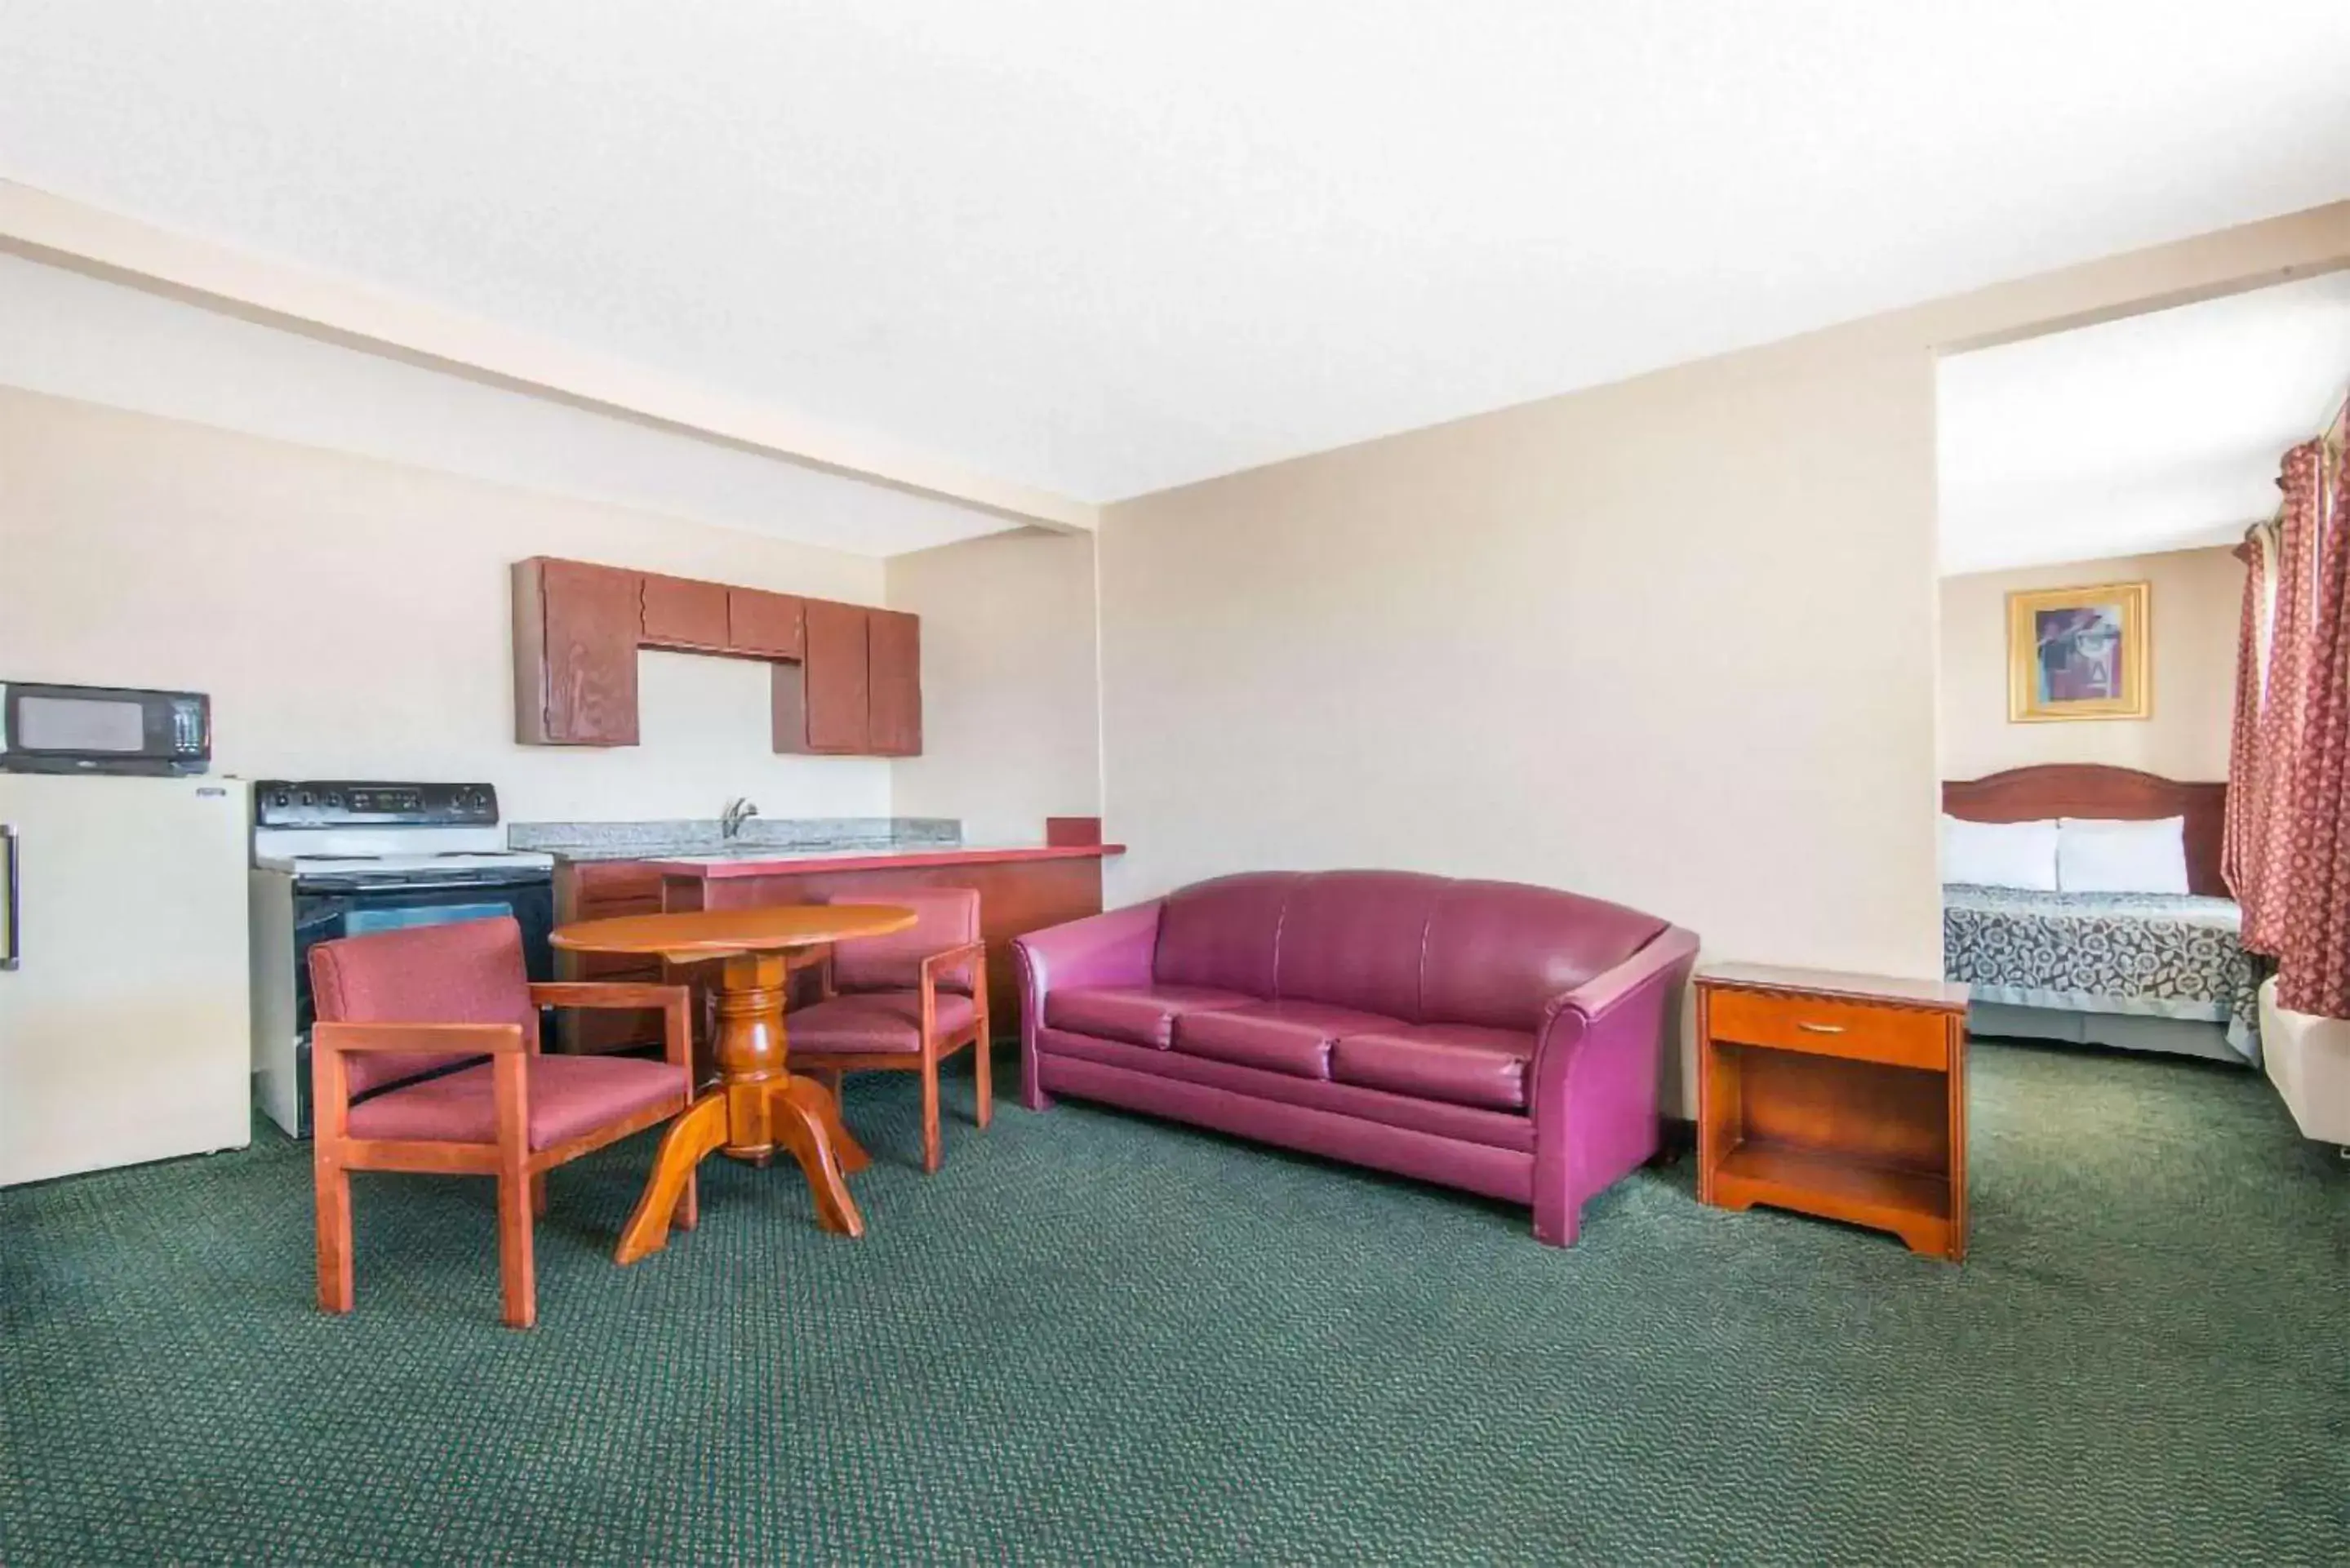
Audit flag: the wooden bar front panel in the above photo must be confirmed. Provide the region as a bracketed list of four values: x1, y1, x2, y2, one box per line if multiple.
[671, 856, 1108, 1036]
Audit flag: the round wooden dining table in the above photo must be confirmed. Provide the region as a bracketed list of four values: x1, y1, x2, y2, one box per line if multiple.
[551, 904, 917, 1264]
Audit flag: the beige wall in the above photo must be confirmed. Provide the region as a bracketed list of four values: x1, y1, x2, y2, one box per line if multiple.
[1098, 203, 2350, 1108]
[1939, 546, 2241, 782]
[0, 387, 894, 823]
[886, 527, 1103, 843]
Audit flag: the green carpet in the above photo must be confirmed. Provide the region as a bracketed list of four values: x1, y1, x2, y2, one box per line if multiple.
[2, 1040, 2343, 1565]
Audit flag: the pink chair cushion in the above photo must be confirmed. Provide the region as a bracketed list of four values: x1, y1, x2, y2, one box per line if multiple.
[1329, 1023, 1536, 1112]
[1045, 984, 1255, 1048]
[823, 888, 980, 993]
[1172, 1000, 1398, 1080]
[309, 917, 540, 1097]
[788, 989, 979, 1056]
[344, 1055, 687, 1149]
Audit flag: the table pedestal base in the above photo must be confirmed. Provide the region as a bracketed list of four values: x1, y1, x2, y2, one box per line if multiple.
[615, 951, 870, 1264]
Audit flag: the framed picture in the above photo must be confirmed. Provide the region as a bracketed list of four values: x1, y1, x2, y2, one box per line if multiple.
[2007, 581, 2150, 722]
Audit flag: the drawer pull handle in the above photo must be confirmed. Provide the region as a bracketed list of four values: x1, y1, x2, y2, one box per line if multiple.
[1796, 1021, 1846, 1034]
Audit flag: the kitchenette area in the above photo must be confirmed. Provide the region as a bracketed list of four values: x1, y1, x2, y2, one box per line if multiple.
[0, 526, 1113, 1188]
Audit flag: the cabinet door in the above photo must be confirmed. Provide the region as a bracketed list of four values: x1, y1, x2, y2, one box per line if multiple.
[641, 574, 730, 650]
[867, 608, 922, 756]
[536, 559, 641, 745]
[727, 589, 805, 659]
[802, 600, 871, 753]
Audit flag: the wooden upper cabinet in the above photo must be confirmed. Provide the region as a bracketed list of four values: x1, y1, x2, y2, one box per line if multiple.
[517, 555, 918, 757]
[640, 574, 731, 651]
[867, 608, 922, 757]
[727, 589, 805, 660]
[800, 600, 871, 753]
[514, 557, 641, 746]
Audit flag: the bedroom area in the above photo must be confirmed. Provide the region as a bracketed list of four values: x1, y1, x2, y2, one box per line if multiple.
[1935, 269, 2350, 1151]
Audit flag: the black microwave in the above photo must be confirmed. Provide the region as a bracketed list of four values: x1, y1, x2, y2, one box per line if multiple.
[0, 682, 211, 775]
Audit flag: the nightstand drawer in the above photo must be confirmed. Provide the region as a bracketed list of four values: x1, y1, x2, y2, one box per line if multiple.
[1705, 988, 1949, 1071]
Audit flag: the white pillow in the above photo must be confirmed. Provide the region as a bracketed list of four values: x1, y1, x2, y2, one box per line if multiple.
[1942, 815, 2060, 890]
[2056, 816, 2190, 895]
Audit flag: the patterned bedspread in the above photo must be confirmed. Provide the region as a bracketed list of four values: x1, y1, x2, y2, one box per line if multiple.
[1942, 885, 2261, 1061]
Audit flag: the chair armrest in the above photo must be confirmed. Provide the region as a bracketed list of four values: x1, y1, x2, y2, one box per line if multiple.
[530, 982, 687, 1011]
[309, 1021, 531, 1146]
[528, 981, 694, 1070]
[919, 940, 988, 1029]
[312, 1021, 529, 1055]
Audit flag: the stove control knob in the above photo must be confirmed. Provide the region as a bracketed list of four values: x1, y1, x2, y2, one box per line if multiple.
[299, 791, 315, 807]
[326, 793, 344, 810]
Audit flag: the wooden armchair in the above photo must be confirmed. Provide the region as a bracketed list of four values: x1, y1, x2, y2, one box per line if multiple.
[309, 917, 696, 1329]
[786, 887, 991, 1173]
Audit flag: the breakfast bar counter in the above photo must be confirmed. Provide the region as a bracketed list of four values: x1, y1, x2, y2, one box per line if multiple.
[538, 823, 1124, 1052]
[645, 842, 1125, 877]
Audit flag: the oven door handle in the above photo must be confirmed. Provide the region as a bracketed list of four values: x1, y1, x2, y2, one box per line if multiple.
[295, 874, 553, 895]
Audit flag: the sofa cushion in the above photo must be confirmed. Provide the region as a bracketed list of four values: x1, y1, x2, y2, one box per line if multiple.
[1420, 880, 1668, 1032]
[1046, 984, 1256, 1048]
[344, 1055, 686, 1149]
[1174, 1001, 1398, 1080]
[1272, 871, 1444, 1021]
[789, 989, 978, 1055]
[1152, 873, 1299, 997]
[1330, 1023, 1535, 1112]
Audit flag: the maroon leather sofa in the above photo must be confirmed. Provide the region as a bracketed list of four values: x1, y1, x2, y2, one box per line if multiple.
[1014, 870, 1697, 1245]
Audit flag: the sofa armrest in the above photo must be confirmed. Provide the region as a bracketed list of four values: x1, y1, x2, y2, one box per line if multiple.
[1539, 926, 1700, 1041]
[1526, 926, 1699, 1239]
[1012, 899, 1164, 1109]
[1013, 899, 1163, 1003]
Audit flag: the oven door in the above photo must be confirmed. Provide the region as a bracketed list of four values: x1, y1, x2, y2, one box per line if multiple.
[283, 871, 554, 1135]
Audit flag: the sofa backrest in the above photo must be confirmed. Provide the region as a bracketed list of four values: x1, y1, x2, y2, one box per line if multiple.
[1421, 879, 1668, 1032]
[1153, 872, 1299, 996]
[1271, 870, 1444, 1021]
[1149, 869, 1672, 1031]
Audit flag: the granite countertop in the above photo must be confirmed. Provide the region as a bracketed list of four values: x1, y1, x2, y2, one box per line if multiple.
[646, 842, 1126, 877]
[511, 815, 961, 864]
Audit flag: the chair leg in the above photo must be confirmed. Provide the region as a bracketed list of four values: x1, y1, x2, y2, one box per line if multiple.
[921, 1055, 943, 1174]
[673, 1170, 699, 1232]
[531, 1172, 549, 1218]
[974, 1033, 993, 1130]
[497, 1170, 537, 1330]
[315, 1159, 355, 1314]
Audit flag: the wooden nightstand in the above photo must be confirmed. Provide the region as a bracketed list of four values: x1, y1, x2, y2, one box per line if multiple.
[1695, 963, 1971, 1261]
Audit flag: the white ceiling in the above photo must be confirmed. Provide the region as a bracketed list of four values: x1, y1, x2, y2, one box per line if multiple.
[1937, 270, 2350, 576]
[3, 2, 2348, 508]
[0, 253, 1015, 556]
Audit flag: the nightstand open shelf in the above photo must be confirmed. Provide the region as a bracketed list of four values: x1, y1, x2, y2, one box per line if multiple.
[1696, 964, 1971, 1260]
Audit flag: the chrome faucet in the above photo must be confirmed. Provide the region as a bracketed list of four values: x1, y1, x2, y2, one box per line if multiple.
[720, 797, 759, 840]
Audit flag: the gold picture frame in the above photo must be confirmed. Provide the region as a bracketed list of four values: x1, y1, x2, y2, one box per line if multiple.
[2007, 580, 2151, 722]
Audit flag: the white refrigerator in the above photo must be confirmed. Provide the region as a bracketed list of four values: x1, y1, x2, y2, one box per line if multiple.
[0, 775, 252, 1187]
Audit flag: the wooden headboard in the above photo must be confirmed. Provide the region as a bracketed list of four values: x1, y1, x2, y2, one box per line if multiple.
[1941, 764, 2229, 898]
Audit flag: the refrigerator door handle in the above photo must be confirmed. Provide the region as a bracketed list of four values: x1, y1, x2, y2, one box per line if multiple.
[0, 822, 17, 971]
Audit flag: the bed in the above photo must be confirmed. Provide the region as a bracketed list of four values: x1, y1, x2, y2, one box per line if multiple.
[1941, 765, 2262, 1065]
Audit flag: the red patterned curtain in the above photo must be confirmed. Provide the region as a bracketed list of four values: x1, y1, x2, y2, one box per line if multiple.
[2236, 443, 2321, 957]
[2273, 442, 2350, 1015]
[2232, 438, 2350, 1015]
[2220, 525, 2271, 913]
